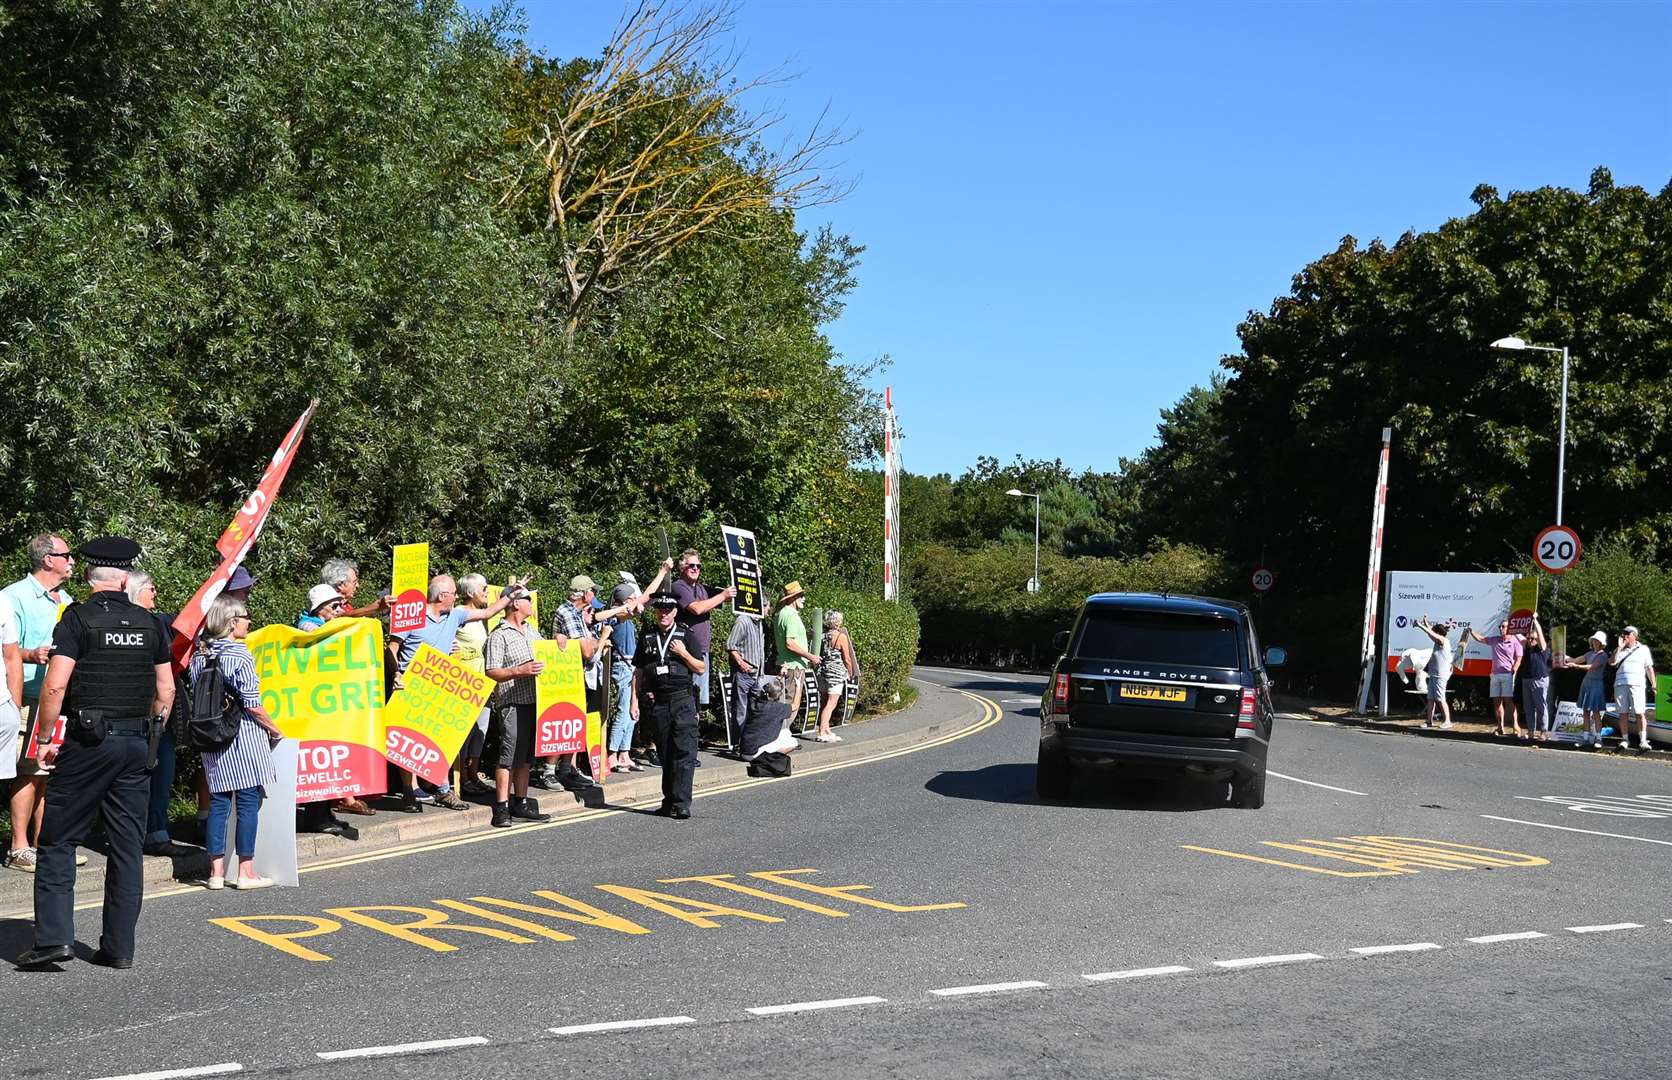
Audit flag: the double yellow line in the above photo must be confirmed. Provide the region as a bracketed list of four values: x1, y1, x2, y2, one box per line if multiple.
[72, 683, 1005, 910]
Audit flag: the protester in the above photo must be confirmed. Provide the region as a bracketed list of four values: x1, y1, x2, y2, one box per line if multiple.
[541, 574, 634, 788]
[815, 610, 859, 743]
[1413, 616, 1456, 729]
[126, 572, 190, 855]
[740, 676, 798, 777]
[0, 592, 19, 818]
[322, 558, 393, 619]
[1468, 619, 1524, 738]
[607, 582, 645, 773]
[17, 537, 172, 970]
[671, 549, 736, 711]
[772, 581, 820, 721]
[634, 589, 705, 819]
[725, 600, 769, 748]
[452, 574, 494, 797]
[1612, 625, 1656, 751]
[294, 586, 358, 836]
[1561, 631, 1612, 746]
[1520, 616, 1553, 743]
[4, 533, 75, 874]
[389, 574, 521, 811]
[222, 563, 257, 604]
[481, 584, 551, 827]
[297, 583, 346, 630]
[190, 596, 281, 890]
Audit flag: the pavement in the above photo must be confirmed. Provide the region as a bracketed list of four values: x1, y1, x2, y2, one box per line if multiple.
[6, 666, 1672, 1080]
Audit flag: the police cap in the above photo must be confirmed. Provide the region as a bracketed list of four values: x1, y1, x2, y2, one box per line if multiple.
[77, 536, 142, 570]
[649, 589, 680, 610]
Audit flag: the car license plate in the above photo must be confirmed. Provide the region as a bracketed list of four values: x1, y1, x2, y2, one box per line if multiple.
[1119, 683, 1188, 703]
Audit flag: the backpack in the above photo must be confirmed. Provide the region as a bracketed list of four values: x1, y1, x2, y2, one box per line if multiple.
[188, 648, 242, 751]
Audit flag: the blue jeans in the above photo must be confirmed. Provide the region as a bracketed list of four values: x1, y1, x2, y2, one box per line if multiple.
[610, 659, 636, 752]
[206, 786, 264, 859]
[146, 725, 177, 845]
[691, 653, 710, 705]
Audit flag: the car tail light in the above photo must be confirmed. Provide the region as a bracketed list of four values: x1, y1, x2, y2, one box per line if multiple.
[1237, 688, 1257, 730]
[1054, 673, 1070, 705]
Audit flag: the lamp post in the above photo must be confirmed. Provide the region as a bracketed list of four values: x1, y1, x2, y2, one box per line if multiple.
[1490, 336, 1570, 526]
[1006, 488, 1040, 594]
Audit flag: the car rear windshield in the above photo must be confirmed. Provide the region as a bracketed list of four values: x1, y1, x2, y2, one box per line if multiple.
[1075, 610, 1242, 669]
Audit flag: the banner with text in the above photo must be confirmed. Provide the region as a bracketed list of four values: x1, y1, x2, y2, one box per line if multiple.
[1508, 575, 1539, 637]
[533, 638, 588, 758]
[247, 619, 387, 802]
[1383, 571, 1516, 678]
[722, 525, 763, 616]
[382, 643, 493, 785]
[587, 710, 606, 783]
[390, 543, 430, 635]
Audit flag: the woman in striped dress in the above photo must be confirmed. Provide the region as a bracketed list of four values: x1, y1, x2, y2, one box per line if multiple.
[191, 596, 281, 890]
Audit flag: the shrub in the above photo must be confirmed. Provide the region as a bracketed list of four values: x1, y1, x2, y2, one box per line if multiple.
[1538, 543, 1672, 651]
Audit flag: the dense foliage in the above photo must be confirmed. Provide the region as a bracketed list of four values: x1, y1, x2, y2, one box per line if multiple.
[0, 0, 898, 652]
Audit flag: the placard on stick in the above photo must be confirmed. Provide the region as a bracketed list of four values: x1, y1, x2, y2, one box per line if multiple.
[721, 525, 763, 616]
[390, 543, 429, 635]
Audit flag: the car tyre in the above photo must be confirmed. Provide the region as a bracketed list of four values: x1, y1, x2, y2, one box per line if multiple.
[1036, 745, 1073, 801]
[1229, 769, 1266, 809]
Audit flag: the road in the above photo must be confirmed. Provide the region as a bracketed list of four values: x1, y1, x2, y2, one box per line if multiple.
[7, 667, 1672, 1080]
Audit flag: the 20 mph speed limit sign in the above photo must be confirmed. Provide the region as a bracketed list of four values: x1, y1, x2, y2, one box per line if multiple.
[1532, 525, 1582, 574]
[1251, 567, 1275, 592]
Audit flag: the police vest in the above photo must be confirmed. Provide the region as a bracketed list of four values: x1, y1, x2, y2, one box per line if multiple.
[67, 595, 159, 720]
[642, 627, 694, 701]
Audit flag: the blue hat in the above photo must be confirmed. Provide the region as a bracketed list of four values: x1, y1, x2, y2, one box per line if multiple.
[226, 564, 258, 591]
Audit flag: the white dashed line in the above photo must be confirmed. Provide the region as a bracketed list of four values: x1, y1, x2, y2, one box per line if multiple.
[746, 996, 888, 1016]
[1212, 952, 1322, 969]
[91, 1066, 244, 1080]
[1467, 931, 1548, 944]
[1084, 965, 1192, 982]
[1352, 943, 1441, 956]
[317, 1037, 488, 1061]
[1265, 771, 1368, 796]
[1566, 923, 1643, 934]
[930, 980, 1050, 997]
[1480, 815, 1672, 847]
[550, 1016, 695, 1036]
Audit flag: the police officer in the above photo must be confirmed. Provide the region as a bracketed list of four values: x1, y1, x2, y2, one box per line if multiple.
[16, 537, 173, 970]
[633, 589, 705, 819]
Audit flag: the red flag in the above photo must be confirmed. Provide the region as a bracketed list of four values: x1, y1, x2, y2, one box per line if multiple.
[172, 399, 319, 669]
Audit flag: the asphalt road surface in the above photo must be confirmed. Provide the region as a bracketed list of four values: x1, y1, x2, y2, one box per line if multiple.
[7, 668, 1672, 1080]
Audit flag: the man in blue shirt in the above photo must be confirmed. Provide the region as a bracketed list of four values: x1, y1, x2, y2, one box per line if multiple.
[5, 533, 75, 874]
[388, 574, 523, 811]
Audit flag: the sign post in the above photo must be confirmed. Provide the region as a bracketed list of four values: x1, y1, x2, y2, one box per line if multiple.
[1355, 427, 1393, 714]
[389, 543, 429, 635]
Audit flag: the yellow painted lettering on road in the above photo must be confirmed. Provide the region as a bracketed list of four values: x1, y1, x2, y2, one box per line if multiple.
[323, 905, 535, 952]
[1185, 835, 1547, 878]
[747, 869, 967, 912]
[209, 915, 343, 961]
[435, 899, 578, 943]
[660, 874, 851, 918]
[473, 891, 653, 936]
[593, 884, 784, 928]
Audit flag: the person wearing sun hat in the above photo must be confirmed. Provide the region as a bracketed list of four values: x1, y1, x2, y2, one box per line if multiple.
[297, 583, 347, 631]
[1563, 631, 1612, 747]
[771, 581, 820, 720]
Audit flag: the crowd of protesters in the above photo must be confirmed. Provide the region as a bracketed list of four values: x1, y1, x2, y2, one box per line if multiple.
[2, 535, 862, 879]
[1411, 612, 1659, 750]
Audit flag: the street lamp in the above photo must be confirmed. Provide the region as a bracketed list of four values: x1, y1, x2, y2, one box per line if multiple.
[1491, 335, 1571, 526]
[1006, 488, 1040, 594]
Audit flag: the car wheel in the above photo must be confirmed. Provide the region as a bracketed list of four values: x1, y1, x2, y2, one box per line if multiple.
[1229, 769, 1266, 809]
[1036, 745, 1072, 800]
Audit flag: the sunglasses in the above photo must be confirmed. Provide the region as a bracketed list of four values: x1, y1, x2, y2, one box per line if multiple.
[45, 550, 73, 560]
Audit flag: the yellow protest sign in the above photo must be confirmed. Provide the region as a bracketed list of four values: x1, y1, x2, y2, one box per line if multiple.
[586, 709, 606, 784]
[383, 643, 493, 785]
[390, 543, 430, 635]
[1508, 575, 1539, 636]
[247, 619, 388, 802]
[533, 638, 587, 758]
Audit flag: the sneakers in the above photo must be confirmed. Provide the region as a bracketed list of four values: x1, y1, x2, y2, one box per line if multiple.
[411, 789, 436, 804]
[1438, 721, 1455, 730]
[432, 790, 469, 811]
[230, 876, 274, 890]
[491, 802, 512, 828]
[4, 848, 37, 873]
[510, 797, 550, 823]
[529, 770, 561, 791]
[1640, 738, 1653, 750]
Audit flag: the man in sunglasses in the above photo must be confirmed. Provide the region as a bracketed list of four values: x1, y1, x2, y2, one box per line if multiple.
[4, 534, 76, 875]
[671, 549, 735, 717]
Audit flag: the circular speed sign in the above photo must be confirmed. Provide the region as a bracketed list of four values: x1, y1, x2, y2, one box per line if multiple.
[1250, 567, 1275, 592]
[1532, 525, 1583, 574]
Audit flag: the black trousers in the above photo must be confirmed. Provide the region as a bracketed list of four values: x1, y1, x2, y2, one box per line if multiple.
[34, 732, 150, 959]
[651, 695, 698, 813]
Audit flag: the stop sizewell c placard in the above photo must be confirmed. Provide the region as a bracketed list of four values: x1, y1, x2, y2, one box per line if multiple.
[383, 643, 494, 786]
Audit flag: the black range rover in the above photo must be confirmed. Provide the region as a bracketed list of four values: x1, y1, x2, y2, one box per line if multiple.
[1037, 592, 1285, 808]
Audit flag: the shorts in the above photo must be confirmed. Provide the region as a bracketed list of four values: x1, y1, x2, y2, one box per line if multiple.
[820, 672, 848, 702]
[0, 700, 18, 780]
[494, 701, 536, 771]
[1425, 674, 1449, 703]
[15, 701, 53, 776]
[1489, 673, 1516, 698]
[1616, 682, 1645, 718]
[460, 707, 489, 761]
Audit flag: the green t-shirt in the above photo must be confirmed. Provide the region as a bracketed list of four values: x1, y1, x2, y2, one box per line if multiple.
[774, 606, 808, 670]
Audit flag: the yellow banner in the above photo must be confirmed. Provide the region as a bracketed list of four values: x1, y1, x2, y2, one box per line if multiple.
[246, 619, 387, 802]
[1509, 575, 1539, 635]
[533, 638, 587, 757]
[390, 543, 430, 634]
[383, 643, 493, 786]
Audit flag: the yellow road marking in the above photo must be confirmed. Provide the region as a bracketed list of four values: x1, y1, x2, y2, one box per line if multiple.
[66, 684, 1004, 913]
[1185, 834, 1548, 877]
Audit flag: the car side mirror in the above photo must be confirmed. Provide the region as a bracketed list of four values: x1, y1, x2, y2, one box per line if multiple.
[1264, 646, 1287, 668]
[1053, 630, 1071, 653]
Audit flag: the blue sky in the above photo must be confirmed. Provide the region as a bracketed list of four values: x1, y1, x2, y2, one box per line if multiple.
[513, 0, 1672, 476]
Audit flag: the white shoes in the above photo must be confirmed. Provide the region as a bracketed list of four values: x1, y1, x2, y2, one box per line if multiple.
[206, 876, 224, 890]
[230, 876, 274, 890]
[1439, 721, 1455, 730]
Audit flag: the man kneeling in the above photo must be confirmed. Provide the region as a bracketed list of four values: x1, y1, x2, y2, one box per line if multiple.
[741, 678, 798, 778]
